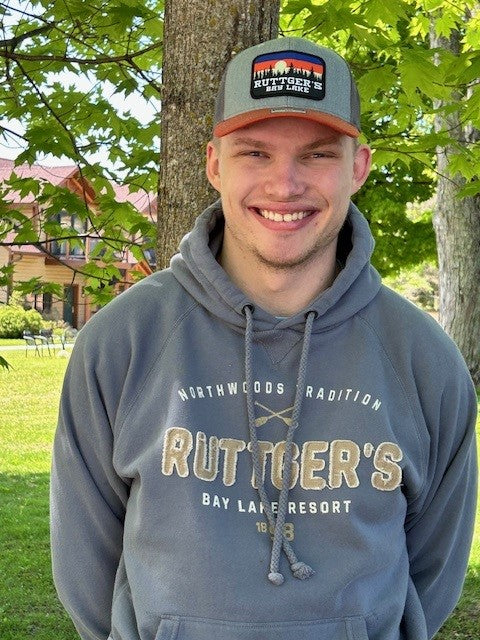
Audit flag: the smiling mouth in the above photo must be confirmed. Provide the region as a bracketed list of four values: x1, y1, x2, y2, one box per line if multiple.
[255, 208, 316, 222]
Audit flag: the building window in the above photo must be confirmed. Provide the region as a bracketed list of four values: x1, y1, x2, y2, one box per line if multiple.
[49, 210, 86, 257]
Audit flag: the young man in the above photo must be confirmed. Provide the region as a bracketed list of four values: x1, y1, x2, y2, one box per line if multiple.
[51, 38, 477, 640]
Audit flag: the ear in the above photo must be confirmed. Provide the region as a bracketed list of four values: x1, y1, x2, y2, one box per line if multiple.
[206, 140, 221, 193]
[350, 144, 372, 196]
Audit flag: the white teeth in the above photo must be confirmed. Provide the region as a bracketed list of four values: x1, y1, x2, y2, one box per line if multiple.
[258, 209, 310, 222]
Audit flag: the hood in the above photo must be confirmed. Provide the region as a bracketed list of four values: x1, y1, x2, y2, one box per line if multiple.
[170, 200, 381, 332]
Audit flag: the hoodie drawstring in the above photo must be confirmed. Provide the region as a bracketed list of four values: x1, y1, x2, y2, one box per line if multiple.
[244, 305, 316, 585]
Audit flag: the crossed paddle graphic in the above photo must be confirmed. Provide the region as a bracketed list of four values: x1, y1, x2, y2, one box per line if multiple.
[254, 402, 295, 427]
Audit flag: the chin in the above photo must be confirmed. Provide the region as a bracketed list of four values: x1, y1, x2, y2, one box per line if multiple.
[257, 251, 317, 271]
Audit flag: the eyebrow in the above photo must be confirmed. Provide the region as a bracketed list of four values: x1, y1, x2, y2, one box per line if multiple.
[231, 137, 268, 149]
[302, 136, 343, 150]
[230, 134, 342, 151]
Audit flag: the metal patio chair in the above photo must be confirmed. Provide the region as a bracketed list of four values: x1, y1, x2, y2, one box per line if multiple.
[22, 330, 41, 356]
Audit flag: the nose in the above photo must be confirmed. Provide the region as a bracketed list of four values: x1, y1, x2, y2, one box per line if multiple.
[263, 158, 306, 200]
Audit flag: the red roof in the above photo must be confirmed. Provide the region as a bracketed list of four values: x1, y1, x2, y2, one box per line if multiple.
[0, 158, 79, 203]
[109, 182, 156, 217]
[0, 158, 156, 215]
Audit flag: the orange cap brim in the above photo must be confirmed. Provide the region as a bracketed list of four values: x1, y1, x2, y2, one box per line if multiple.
[213, 108, 360, 138]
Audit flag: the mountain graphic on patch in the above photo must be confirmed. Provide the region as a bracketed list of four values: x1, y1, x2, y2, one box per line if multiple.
[251, 50, 325, 100]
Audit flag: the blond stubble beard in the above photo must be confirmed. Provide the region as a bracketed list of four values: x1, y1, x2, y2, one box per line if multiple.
[224, 212, 347, 273]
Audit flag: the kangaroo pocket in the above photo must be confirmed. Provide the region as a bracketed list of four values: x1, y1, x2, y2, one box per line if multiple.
[154, 614, 369, 640]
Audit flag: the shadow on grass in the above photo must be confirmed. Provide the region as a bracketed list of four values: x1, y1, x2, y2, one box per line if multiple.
[0, 472, 76, 640]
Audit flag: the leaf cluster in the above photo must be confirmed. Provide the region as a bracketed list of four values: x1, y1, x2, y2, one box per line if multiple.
[0, 0, 162, 304]
[281, 0, 480, 274]
[0, 0, 163, 179]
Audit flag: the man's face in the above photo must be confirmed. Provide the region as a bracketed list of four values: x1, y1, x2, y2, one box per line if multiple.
[206, 117, 371, 273]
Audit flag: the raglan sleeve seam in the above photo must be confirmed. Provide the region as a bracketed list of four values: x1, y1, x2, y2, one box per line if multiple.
[355, 313, 429, 501]
[116, 300, 201, 438]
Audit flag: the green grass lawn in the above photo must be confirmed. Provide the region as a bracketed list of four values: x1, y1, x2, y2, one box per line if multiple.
[0, 338, 24, 346]
[0, 348, 479, 639]
[0, 350, 76, 639]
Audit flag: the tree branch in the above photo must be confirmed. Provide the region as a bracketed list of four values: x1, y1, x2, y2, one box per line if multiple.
[28, 241, 133, 286]
[1, 234, 150, 248]
[128, 58, 163, 96]
[10, 60, 151, 257]
[0, 23, 56, 50]
[0, 124, 27, 141]
[373, 146, 465, 186]
[0, 39, 163, 66]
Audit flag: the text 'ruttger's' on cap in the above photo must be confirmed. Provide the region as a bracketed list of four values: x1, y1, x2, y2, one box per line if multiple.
[213, 37, 361, 138]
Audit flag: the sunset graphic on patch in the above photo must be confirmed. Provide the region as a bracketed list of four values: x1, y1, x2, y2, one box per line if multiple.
[251, 50, 325, 100]
[253, 53, 324, 78]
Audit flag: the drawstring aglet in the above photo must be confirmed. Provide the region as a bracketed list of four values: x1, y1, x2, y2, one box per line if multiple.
[291, 561, 315, 580]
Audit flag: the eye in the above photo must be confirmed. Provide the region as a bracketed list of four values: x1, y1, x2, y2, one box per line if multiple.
[307, 150, 334, 159]
[232, 149, 266, 160]
[245, 150, 266, 157]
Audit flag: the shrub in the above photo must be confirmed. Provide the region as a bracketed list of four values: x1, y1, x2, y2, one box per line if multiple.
[25, 308, 43, 333]
[0, 306, 25, 338]
[0, 305, 43, 338]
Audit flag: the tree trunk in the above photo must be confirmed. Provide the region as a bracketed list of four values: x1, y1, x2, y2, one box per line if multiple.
[157, 0, 280, 269]
[430, 26, 480, 385]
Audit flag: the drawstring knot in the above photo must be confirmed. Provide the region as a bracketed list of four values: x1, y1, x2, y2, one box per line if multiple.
[291, 561, 315, 580]
[267, 572, 284, 586]
[244, 305, 316, 585]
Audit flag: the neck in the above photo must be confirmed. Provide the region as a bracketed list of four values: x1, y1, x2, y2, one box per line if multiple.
[219, 241, 339, 316]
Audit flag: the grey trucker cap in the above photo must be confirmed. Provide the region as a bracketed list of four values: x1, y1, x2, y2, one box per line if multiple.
[214, 37, 361, 138]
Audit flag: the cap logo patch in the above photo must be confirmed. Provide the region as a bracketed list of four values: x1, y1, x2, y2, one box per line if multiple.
[251, 50, 325, 100]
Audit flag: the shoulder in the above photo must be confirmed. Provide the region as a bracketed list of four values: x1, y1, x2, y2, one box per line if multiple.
[66, 270, 199, 420]
[74, 269, 198, 366]
[359, 284, 471, 383]
[362, 284, 456, 350]
[360, 286, 475, 456]
[82, 269, 196, 337]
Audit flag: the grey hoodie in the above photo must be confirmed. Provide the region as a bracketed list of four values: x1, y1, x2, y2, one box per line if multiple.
[51, 202, 477, 640]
